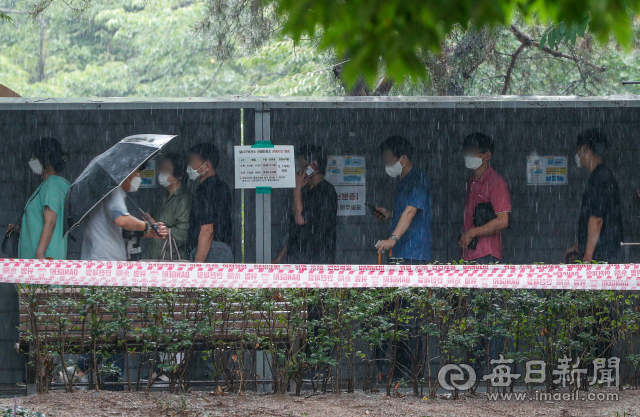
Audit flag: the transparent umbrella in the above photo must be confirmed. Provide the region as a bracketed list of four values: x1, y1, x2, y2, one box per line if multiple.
[64, 134, 177, 236]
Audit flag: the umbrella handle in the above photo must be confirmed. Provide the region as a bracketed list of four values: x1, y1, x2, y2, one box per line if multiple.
[126, 195, 160, 235]
[140, 211, 160, 234]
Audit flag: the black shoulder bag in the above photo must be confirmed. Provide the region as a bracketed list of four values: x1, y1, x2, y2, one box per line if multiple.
[2, 187, 43, 258]
[457, 202, 497, 250]
[468, 202, 497, 249]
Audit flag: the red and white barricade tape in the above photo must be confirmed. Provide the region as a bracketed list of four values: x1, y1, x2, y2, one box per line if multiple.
[0, 259, 639, 290]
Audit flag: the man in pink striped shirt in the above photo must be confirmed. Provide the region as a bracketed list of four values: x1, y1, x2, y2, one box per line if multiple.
[458, 132, 511, 264]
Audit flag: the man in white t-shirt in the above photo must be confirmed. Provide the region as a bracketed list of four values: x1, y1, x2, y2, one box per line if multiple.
[81, 168, 167, 261]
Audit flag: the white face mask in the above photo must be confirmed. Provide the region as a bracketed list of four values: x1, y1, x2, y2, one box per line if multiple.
[385, 157, 404, 178]
[186, 163, 204, 181]
[574, 147, 586, 168]
[128, 175, 142, 192]
[464, 154, 484, 170]
[29, 158, 43, 175]
[158, 172, 176, 188]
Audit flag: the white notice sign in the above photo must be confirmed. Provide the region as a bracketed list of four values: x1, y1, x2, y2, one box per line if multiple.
[527, 156, 568, 186]
[234, 145, 296, 189]
[335, 185, 366, 216]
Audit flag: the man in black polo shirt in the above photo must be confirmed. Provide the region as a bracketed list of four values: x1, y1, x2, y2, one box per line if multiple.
[273, 144, 337, 264]
[186, 143, 234, 263]
[565, 128, 623, 263]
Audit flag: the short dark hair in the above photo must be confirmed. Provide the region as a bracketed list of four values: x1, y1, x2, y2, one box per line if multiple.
[297, 144, 328, 175]
[31, 137, 67, 172]
[189, 143, 220, 169]
[576, 128, 607, 157]
[380, 136, 414, 160]
[463, 132, 494, 154]
[161, 152, 187, 180]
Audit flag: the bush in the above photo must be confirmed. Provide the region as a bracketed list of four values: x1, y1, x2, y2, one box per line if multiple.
[16, 285, 640, 396]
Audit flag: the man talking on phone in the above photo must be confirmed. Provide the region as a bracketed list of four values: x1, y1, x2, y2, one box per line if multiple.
[273, 144, 338, 264]
[375, 136, 432, 264]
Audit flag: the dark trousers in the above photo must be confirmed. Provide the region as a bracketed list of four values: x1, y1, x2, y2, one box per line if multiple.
[468, 254, 503, 376]
[374, 256, 426, 380]
[470, 255, 500, 264]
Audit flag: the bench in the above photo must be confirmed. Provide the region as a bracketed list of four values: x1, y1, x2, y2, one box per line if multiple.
[18, 286, 305, 349]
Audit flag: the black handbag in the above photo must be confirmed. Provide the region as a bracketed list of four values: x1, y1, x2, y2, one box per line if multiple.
[2, 187, 43, 258]
[473, 202, 497, 228]
[468, 202, 497, 249]
[1, 223, 20, 258]
[458, 202, 497, 250]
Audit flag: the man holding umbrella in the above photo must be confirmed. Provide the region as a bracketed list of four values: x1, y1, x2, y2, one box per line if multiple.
[65, 134, 174, 261]
[81, 163, 167, 261]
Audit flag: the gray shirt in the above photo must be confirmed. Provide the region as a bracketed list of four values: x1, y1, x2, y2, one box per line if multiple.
[81, 187, 130, 261]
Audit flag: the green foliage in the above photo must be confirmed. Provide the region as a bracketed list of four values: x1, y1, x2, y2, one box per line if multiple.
[539, 16, 590, 49]
[275, 0, 640, 88]
[4, 0, 640, 98]
[0, 0, 338, 97]
[17, 284, 640, 396]
[2, 407, 45, 417]
[0, 12, 12, 23]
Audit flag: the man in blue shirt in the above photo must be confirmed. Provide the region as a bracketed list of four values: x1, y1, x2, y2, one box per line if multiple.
[375, 136, 432, 264]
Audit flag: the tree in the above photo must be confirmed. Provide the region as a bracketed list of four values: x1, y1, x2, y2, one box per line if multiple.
[2, 0, 640, 97]
[193, 0, 635, 95]
[383, 20, 611, 96]
[21, 0, 640, 88]
[0, 0, 336, 97]
[276, 0, 639, 87]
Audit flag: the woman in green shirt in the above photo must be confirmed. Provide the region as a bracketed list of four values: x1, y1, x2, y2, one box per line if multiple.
[146, 153, 192, 260]
[17, 137, 71, 260]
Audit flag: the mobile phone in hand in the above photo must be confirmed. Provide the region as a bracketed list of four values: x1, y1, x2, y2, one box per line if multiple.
[365, 203, 384, 218]
[304, 162, 319, 182]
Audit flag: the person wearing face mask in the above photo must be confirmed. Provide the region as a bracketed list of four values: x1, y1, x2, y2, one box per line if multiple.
[145, 153, 192, 260]
[459, 132, 511, 378]
[375, 136, 432, 264]
[273, 144, 337, 264]
[565, 128, 622, 263]
[81, 160, 168, 261]
[11, 137, 71, 259]
[186, 143, 233, 263]
[458, 132, 511, 264]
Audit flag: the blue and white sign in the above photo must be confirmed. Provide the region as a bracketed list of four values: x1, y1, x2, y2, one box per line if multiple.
[527, 156, 568, 186]
[325, 155, 366, 186]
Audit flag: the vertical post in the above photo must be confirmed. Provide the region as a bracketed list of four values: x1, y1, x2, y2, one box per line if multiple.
[254, 108, 271, 264]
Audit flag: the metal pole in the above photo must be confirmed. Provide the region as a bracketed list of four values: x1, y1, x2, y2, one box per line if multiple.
[255, 108, 272, 263]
